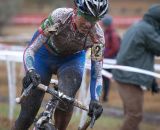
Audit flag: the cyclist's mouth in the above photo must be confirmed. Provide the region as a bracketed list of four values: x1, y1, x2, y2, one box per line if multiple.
[79, 27, 90, 34]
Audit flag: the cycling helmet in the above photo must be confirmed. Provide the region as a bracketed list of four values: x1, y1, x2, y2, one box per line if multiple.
[75, 0, 109, 18]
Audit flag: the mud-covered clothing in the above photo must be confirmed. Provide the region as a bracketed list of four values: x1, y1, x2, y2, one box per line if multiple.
[14, 7, 105, 130]
[14, 40, 85, 130]
[24, 8, 105, 100]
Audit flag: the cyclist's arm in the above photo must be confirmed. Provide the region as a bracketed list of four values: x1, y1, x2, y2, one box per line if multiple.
[90, 24, 105, 101]
[90, 23, 105, 101]
[24, 15, 54, 71]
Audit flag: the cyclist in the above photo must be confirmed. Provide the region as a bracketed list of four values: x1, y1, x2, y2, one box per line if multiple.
[12, 0, 109, 130]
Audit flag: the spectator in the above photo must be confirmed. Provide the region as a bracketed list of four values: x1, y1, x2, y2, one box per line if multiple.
[113, 4, 160, 130]
[100, 15, 120, 102]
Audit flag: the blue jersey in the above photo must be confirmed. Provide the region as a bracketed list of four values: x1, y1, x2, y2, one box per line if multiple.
[23, 8, 105, 101]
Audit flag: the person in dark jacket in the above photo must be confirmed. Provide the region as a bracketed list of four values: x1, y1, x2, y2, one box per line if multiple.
[112, 4, 160, 130]
[100, 15, 120, 102]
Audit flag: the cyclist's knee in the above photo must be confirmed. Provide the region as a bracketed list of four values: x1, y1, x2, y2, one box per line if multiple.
[58, 66, 83, 97]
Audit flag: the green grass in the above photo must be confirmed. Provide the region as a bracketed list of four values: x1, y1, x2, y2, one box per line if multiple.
[0, 103, 160, 130]
[0, 103, 20, 118]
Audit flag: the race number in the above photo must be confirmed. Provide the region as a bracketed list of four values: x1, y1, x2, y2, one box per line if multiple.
[91, 43, 104, 61]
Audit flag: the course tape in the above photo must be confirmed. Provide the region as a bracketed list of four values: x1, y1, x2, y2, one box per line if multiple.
[0, 48, 160, 79]
[103, 64, 160, 79]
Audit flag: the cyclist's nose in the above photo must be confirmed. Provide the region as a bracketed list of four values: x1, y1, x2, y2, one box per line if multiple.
[84, 21, 92, 29]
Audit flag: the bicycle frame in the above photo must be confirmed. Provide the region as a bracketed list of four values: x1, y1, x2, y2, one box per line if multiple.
[16, 83, 94, 130]
[34, 98, 58, 128]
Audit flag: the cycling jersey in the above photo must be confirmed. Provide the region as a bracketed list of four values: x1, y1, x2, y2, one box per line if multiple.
[24, 8, 105, 101]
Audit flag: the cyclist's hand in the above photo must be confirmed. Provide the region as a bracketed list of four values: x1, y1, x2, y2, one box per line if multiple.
[88, 100, 103, 120]
[23, 69, 41, 89]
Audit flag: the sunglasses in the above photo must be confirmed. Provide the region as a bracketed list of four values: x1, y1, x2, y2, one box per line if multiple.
[77, 10, 102, 23]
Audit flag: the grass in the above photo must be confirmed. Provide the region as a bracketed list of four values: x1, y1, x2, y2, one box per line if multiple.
[0, 103, 160, 130]
[0, 103, 20, 118]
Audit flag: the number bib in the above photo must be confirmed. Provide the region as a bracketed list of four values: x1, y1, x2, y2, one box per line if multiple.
[91, 43, 104, 61]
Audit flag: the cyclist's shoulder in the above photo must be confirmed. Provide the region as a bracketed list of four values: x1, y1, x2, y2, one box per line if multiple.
[50, 8, 73, 21]
[91, 22, 105, 44]
[94, 23, 104, 35]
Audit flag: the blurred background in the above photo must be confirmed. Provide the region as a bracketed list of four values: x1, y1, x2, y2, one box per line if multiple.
[0, 0, 160, 130]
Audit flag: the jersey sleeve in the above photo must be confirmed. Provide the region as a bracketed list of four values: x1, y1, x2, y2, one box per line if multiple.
[23, 11, 55, 71]
[23, 8, 73, 71]
[23, 31, 48, 71]
[90, 23, 105, 101]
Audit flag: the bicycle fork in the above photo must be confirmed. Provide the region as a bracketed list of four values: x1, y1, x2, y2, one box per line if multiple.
[35, 98, 59, 128]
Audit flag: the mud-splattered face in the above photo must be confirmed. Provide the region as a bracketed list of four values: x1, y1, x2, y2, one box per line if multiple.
[74, 15, 93, 33]
[74, 10, 99, 34]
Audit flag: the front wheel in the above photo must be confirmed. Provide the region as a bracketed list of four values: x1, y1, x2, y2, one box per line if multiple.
[33, 123, 57, 130]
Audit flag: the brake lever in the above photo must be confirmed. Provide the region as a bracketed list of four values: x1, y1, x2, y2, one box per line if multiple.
[23, 83, 33, 96]
[16, 83, 33, 103]
[90, 115, 96, 128]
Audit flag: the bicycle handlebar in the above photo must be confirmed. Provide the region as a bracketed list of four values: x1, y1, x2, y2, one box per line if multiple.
[16, 83, 88, 112]
[15, 83, 34, 103]
[16, 83, 96, 130]
[15, 83, 47, 104]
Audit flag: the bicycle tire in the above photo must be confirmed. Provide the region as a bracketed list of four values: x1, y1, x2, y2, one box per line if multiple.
[33, 123, 57, 130]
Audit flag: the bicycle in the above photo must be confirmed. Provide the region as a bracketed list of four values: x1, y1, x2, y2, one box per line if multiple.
[16, 81, 96, 130]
